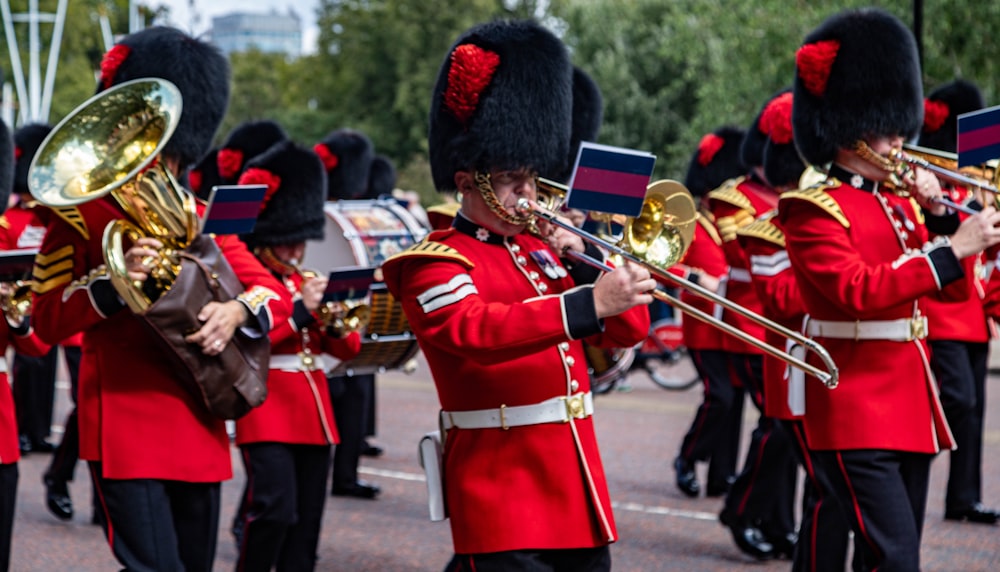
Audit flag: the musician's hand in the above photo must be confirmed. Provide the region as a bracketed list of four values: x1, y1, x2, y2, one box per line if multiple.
[540, 217, 585, 255]
[910, 169, 945, 215]
[950, 206, 1000, 259]
[301, 274, 328, 313]
[592, 260, 655, 319]
[125, 238, 163, 282]
[185, 300, 249, 355]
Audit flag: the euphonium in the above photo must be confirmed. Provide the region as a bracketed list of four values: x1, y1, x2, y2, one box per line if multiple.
[28, 78, 195, 313]
[297, 267, 372, 336]
[0, 281, 33, 325]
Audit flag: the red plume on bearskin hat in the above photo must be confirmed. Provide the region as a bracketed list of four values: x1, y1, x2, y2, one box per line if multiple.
[217, 120, 288, 185]
[741, 88, 792, 171]
[792, 8, 923, 166]
[760, 92, 806, 189]
[13, 123, 52, 196]
[918, 79, 985, 153]
[0, 119, 14, 215]
[97, 26, 230, 170]
[237, 140, 327, 249]
[428, 20, 573, 192]
[314, 128, 374, 201]
[684, 126, 745, 197]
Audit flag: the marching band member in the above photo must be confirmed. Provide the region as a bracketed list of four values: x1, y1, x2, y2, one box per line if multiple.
[233, 140, 362, 571]
[382, 20, 651, 571]
[216, 120, 289, 187]
[712, 90, 799, 560]
[672, 126, 743, 500]
[28, 27, 291, 571]
[781, 9, 1000, 569]
[918, 79, 1000, 525]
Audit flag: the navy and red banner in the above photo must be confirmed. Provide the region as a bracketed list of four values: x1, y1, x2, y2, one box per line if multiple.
[566, 142, 656, 217]
[200, 184, 268, 235]
[957, 105, 1000, 168]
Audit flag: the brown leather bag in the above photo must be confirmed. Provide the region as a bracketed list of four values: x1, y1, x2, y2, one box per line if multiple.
[140, 234, 270, 420]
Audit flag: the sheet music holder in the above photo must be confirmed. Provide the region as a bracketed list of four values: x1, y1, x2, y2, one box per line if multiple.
[0, 249, 39, 282]
[324, 266, 377, 302]
[200, 184, 268, 235]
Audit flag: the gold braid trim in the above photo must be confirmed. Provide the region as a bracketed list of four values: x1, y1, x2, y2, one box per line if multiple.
[736, 214, 786, 248]
[238, 285, 280, 315]
[31, 245, 76, 295]
[697, 214, 723, 246]
[706, 177, 756, 216]
[0, 215, 8, 230]
[779, 185, 850, 229]
[51, 206, 90, 240]
[384, 240, 475, 270]
[908, 198, 926, 225]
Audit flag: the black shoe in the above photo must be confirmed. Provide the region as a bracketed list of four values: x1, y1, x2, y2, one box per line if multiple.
[767, 532, 797, 559]
[673, 456, 700, 498]
[331, 480, 381, 499]
[719, 508, 776, 560]
[30, 440, 55, 453]
[361, 442, 384, 458]
[43, 476, 74, 521]
[705, 481, 730, 497]
[945, 503, 1000, 524]
[18, 435, 32, 455]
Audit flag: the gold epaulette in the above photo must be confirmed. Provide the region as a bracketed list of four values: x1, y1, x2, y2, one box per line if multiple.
[706, 177, 756, 216]
[51, 206, 90, 240]
[736, 213, 785, 248]
[384, 238, 474, 270]
[426, 202, 460, 218]
[779, 184, 850, 228]
[0, 215, 8, 230]
[697, 214, 722, 246]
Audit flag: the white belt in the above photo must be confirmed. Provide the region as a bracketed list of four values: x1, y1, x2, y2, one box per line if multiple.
[806, 317, 927, 342]
[728, 268, 752, 283]
[0, 356, 6, 374]
[269, 353, 326, 372]
[440, 392, 594, 431]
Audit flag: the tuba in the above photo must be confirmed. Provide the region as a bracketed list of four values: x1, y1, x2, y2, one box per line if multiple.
[28, 78, 269, 420]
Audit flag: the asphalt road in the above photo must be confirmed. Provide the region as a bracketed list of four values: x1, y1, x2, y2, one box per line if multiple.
[8, 352, 1000, 571]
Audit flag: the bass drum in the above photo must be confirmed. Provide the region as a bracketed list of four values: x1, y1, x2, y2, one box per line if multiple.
[301, 198, 429, 376]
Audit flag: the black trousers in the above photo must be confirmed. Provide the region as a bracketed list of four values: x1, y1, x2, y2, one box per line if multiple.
[678, 349, 744, 491]
[12, 346, 58, 446]
[722, 354, 797, 538]
[45, 346, 83, 484]
[236, 442, 331, 572]
[0, 463, 17, 572]
[810, 449, 932, 572]
[329, 373, 374, 489]
[89, 462, 220, 572]
[929, 339, 989, 512]
[445, 546, 611, 572]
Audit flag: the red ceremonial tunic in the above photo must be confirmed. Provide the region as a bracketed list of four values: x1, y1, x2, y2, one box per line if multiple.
[236, 272, 362, 445]
[31, 196, 291, 481]
[779, 178, 960, 453]
[737, 212, 805, 420]
[0, 320, 51, 463]
[707, 176, 780, 353]
[675, 213, 728, 351]
[382, 224, 649, 555]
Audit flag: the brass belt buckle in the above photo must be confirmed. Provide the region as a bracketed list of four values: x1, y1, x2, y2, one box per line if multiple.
[910, 317, 926, 341]
[298, 351, 315, 370]
[564, 394, 586, 421]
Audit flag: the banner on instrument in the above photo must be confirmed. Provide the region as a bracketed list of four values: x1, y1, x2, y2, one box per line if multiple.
[565, 141, 656, 217]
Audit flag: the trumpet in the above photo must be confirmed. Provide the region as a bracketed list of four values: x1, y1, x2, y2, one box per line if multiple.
[297, 267, 372, 336]
[521, 180, 840, 389]
[0, 280, 33, 325]
[890, 144, 1000, 199]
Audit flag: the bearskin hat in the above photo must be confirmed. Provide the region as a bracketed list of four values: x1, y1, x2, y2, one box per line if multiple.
[97, 26, 230, 170]
[684, 126, 746, 197]
[742, 88, 792, 171]
[217, 120, 288, 184]
[314, 129, 374, 201]
[13, 123, 52, 196]
[428, 20, 573, 192]
[237, 140, 327, 249]
[918, 79, 985, 153]
[0, 119, 13, 215]
[189, 149, 221, 201]
[759, 92, 805, 189]
[553, 66, 604, 182]
[792, 9, 923, 166]
[365, 155, 397, 200]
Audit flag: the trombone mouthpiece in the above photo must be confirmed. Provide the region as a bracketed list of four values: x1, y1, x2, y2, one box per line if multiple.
[515, 198, 533, 215]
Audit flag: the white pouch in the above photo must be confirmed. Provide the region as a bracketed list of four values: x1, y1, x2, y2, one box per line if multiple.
[418, 430, 447, 521]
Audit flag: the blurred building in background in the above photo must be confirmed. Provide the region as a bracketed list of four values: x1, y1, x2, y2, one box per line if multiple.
[210, 11, 302, 57]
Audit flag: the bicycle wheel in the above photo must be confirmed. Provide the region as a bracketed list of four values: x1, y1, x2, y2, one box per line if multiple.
[641, 347, 700, 391]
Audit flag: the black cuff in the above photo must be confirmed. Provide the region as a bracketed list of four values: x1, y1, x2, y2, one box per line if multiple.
[92, 279, 127, 316]
[292, 299, 316, 330]
[8, 317, 30, 336]
[922, 210, 961, 235]
[565, 242, 604, 285]
[563, 287, 603, 339]
[928, 244, 964, 287]
[687, 271, 701, 287]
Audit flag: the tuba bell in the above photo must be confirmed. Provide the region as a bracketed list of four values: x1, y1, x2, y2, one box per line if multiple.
[28, 78, 197, 313]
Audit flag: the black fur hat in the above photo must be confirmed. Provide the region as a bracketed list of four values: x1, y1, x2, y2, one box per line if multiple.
[217, 120, 288, 184]
[684, 126, 746, 197]
[97, 26, 230, 170]
[553, 66, 604, 182]
[918, 79, 985, 153]
[237, 140, 327, 249]
[13, 123, 52, 195]
[314, 129, 374, 200]
[365, 155, 397, 199]
[0, 119, 13, 215]
[742, 88, 792, 170]
[428, 20, 573, 191]
[793, 8, 923, 166]
[189, 149, 221, 201]
[760, 91, 805, 188]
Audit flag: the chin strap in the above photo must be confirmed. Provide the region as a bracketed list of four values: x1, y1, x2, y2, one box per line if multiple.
[853, 140, 912, 191]
[474, 170, 533, 226]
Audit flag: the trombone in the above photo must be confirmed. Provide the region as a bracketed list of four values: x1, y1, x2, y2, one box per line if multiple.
[524, 179, 840, 389]
[888, 144, 1000, 213]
